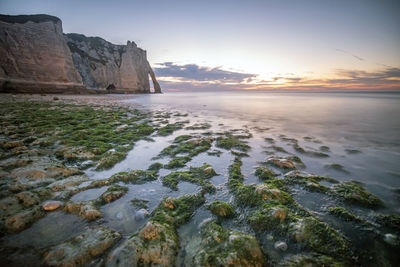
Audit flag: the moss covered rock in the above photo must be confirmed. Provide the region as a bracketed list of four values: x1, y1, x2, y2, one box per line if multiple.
[44, 226, 121, 266]
[332, 181, 383, 208]
[191, 221, 264, 267]
[208, 201, 235, 218]
[106, 194, 205, 266]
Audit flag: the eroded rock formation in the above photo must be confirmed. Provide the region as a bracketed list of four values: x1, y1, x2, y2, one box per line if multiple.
[65, 34, 161, 93]
[0, 14, 161, 94]
[0, 14, 85, 93]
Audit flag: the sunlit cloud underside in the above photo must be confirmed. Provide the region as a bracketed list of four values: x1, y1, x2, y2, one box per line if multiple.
[154, 62, 400, 91]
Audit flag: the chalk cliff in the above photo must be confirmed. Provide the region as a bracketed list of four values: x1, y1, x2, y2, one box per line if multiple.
[65, 34, 161, 93]
[0, 14, 85, 93]
[0, 14, 161, 94]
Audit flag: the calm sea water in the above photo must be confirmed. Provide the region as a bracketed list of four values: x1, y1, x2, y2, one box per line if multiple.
[6, 91, 400, 265]
[125, 91, 400, 203]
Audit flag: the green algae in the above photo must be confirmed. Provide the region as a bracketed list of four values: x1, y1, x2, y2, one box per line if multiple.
[216, 132, 250, 152]
[328, 206, 365, 223]
[325, 163, 350, 174]
[208, 201, 235, 218]
[131, 198, 149, 209]
[255, 166, 278, 181]
[376, 214, 400, 231]
[192, 221, 264, 267]
[151, 194, 205, 227]
[282, 253, 346, 267]
[157, 121, 187, 136]
[332, 181, 383, 208]
[147, 162, 163, 172]
[162, 164, 217, 193]
[185, 122, 212, 130]
[108, 170, 158, 184]
[95, 151, 126, 170]
[97, 184, 128, 204]
[158, 135, 213, 169]
[289, 216, 352, 260]
[0, 101, 155, 170]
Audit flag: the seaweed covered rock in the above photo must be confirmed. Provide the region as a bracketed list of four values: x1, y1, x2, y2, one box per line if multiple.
[162, 164, 217, 193]
[328, 206, 365, 223]
[108, 170, 158, 184]
[63, 201, 102, 220]
[98, 184, 128, 204]
[216, 132, 251, 152]
[208, 201, 235, 218]
[44, 226, 121, 266]
[255, 166, 278, 181]
[5, 206, 44, 233]
[332, 181, 383, 208]
[191, 221, 264, 266]
[248, 203, 291, 233]
[282, 253, 347, 267]
[288, 217, 352, 259]
[266, 156, 297, 169]
[376, 214, 400, 232]
[106, 194, 205, 266]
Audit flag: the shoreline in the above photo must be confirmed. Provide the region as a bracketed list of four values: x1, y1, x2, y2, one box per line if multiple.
[0, 94, 399, 266]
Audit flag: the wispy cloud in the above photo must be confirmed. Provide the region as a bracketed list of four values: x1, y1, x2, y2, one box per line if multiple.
[335, 48, 365, 61]
[154, 62, 256, 83]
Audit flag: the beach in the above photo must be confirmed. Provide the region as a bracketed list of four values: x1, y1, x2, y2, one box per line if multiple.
[1, 92, 399, 266]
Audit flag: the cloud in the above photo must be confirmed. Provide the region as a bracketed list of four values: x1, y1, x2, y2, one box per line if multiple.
[153, 61, 400, 91]
[335, 48, 365, 61]
[154, 62, 256, 83]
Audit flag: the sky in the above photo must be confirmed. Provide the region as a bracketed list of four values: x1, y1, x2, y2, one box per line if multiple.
[1, 0, 400, 91]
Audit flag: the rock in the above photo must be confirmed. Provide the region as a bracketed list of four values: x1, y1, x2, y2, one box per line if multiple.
[106, 194, 205, 267]
[116, 211, 123, 220]
[63, 201, 102, 220]
[99, 184, 128, 204]
[44, 226, 121, 266]
[16, 191, 40, 207]
[163, 197, 175, 209]
[2, 141, 23, 149]
[106, 222, 176, 266]
[0, 14, 85, 93]
[274, 241, 288, 251]
[267, 157, 296, 169]
[288, 217, 352, 259]
[5, 206, 44, 233]
[191, 221, 264, 266]
[332, 181, 383, 208]
[11, 169, 48, 180]
[208, 201, 235, 218]
[255, 184, 290, 203]
[383, 233, 399, 246]
[139, 221, 162, 240]
[47, 175, 89, 192]
[203, 166, 216, 175]
[45, 167, 83, 178]
[42, 200, 63, 211]
[64, 34, 161, 93]
[135, 208, 149, 221]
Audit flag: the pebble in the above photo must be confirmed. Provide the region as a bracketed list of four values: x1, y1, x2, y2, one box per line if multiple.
[116, 211, 123, 220]
[384, 233, 398, 246]
[42, 201, 63, 211]
[274, 241, 288, 251]
[135, 209, 149, 221]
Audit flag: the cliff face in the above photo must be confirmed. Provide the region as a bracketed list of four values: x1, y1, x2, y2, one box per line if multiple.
[0, 14, 85, 93]
[0, 14, 161, 94]
[65, 33, 161, 93]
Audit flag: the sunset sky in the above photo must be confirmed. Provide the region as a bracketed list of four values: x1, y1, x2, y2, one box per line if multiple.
[1, 0, 400, 91]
